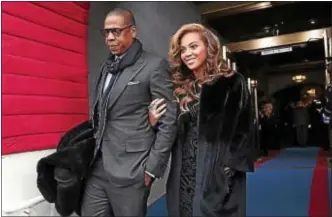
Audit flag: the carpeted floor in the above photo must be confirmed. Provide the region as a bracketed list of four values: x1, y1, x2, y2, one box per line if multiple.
[147, 147, 331, 217]
[329, 167, 332, 217]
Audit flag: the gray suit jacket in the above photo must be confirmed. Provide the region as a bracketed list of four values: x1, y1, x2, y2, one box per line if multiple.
[98, 51, 177, 187]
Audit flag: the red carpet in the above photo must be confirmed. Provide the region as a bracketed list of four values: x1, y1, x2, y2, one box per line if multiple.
[309, 149, 330, 217]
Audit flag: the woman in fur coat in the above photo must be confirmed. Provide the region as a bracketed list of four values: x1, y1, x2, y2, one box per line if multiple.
[148, 23, 254, 217]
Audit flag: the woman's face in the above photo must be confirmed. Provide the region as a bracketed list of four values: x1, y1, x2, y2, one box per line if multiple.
[180, 32, 207, 72]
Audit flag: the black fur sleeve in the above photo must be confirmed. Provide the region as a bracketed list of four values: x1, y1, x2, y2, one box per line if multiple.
[225, 74, 255, 172]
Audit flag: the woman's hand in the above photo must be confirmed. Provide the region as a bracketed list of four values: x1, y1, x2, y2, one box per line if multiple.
[148, 98, 167, 127]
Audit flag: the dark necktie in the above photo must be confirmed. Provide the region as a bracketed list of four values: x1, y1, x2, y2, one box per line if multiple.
[107, 56, 121, 75]
[102, 56, 121, 99]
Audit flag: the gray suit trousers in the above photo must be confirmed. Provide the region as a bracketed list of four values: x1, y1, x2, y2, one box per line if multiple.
[296, 125, 308, 147]
[81, 154, 151, 217]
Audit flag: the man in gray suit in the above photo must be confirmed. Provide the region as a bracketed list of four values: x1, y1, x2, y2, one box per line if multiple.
[293, 100, 310, 147]
[81, 8, 177, 216]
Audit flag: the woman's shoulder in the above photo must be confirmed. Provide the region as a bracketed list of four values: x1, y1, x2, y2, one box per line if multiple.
[224, 71, 246, 82]
[210, 72, 247, 90]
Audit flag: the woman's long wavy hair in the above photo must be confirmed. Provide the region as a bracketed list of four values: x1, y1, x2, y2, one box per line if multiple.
[169, 23, 232, 112]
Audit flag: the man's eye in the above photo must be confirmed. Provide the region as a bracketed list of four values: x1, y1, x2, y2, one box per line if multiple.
[114, 28, 121, 34]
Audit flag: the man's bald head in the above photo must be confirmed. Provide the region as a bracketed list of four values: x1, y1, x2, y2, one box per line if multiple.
[106, 8, 136, 26]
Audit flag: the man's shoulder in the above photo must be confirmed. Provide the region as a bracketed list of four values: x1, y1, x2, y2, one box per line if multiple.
[141, 50, 169, 68]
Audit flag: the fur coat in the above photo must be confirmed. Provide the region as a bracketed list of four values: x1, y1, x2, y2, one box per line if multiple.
[37, 120, 95, 216]
[166, 73, 255, 217]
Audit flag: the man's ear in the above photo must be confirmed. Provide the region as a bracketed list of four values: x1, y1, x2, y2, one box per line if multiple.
[131, 26, 137, 38]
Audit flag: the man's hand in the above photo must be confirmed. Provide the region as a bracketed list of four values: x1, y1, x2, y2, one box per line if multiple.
[144, 173, 153, 187]
[224, 167, 235, 194]
[224, 166, 235, 178]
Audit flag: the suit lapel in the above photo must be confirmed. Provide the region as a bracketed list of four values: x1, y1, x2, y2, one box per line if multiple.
[107, 57, 147, 109]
